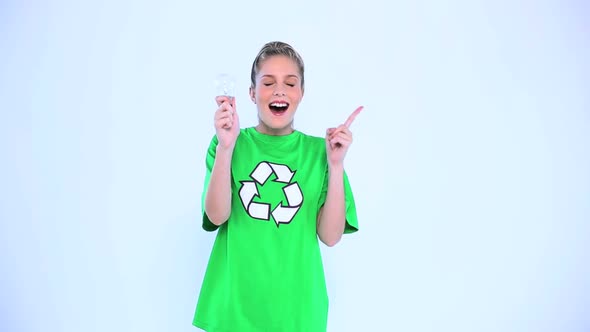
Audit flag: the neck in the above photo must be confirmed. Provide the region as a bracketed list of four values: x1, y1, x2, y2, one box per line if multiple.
[256, 123, 294, 136]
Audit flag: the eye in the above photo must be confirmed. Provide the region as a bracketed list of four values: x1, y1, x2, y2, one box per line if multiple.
[286, 83, 295, 87]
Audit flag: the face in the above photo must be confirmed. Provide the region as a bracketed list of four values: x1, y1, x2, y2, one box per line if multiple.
[250, 55, 304, 135]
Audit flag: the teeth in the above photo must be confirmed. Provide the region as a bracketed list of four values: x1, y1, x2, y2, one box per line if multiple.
[270, 102, 288, 108]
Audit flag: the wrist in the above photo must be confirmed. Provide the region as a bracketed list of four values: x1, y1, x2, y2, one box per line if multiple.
[216, 144, 235, 157]
[328, 163, 344, 175]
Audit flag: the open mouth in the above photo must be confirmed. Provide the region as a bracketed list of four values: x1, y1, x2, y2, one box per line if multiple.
[269, 101, 289, 116]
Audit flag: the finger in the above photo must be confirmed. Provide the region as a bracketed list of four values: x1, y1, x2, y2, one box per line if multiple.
[215, 96, 226, 106]
[344, 106, 364, 128]
[327, 126, 343, 138]
[232, 104, 239, 123]
[216, 95, 232, 106]
[217, 101, 235, 115]
[215, 105, 226, 117]
[215, 108, 232, 120]
[217, 118, 233, 129]
[215, 114, 230, 125]
[225, 99, 237, 117]
[224, 96, 236, 109]
[230, 97, 238, 121]
[330, 136, 351, 148]
[329, 125, 351, 140]
[216, 113, 233, 123]
[333, 131, 352, 142]
[331, 131, 352, 143]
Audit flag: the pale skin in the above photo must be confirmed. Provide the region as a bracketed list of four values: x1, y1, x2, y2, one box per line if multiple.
[317, 106, 362, 246]
[204, 55, 362, 247]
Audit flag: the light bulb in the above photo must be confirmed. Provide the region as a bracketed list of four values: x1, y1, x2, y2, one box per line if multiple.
[214, 73, 236, 98]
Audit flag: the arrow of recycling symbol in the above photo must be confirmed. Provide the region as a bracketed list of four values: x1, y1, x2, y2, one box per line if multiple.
[238, 161, 303, 226]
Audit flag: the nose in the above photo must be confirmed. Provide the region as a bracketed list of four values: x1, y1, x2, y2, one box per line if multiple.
[273, 89, 286, 97]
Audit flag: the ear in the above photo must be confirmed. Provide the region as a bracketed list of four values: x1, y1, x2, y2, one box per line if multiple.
[249, 86, 256, 104]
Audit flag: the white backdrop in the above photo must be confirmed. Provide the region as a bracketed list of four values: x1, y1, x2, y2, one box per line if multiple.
[1, 0, 589, 331]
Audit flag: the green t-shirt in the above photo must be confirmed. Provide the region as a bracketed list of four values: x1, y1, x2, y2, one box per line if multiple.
[193, 127, 358, 332]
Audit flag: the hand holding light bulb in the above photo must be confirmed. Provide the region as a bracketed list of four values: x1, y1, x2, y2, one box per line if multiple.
[213, 73, 240, 150]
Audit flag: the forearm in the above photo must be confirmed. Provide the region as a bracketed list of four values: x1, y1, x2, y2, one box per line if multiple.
[204, 146, 234, 225]
[317, 165, 346, 247]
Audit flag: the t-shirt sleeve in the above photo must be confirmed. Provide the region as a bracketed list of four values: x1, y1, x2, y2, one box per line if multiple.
[318, 167, 359, 234]
[201, 135, 220, 232]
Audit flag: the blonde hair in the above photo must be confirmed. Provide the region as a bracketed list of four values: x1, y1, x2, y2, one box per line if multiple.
[250, 41, 305, 89]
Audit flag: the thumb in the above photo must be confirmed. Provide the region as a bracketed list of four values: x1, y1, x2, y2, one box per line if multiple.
[230, 96, 237, 110]
[232, 98, 240, 123]
[216, 95, 230, 106]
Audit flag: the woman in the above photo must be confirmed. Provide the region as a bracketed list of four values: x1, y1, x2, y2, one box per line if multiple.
[193, 41, 362, 332]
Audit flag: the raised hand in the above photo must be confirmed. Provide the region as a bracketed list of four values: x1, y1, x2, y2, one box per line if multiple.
[325, 106, 363, 167]
[214, 96, 240, 150]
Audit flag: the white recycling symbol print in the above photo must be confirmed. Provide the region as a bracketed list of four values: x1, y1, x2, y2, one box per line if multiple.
[238, 161, 303, 226]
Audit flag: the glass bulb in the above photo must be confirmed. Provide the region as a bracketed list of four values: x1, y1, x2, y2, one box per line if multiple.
[214, 73, 236, 98]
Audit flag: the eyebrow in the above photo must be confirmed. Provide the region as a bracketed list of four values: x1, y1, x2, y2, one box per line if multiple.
[260, 74, 299, 79]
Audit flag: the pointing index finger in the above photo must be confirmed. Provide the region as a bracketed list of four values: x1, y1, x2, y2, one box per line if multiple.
[344, 106, 364, 128]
